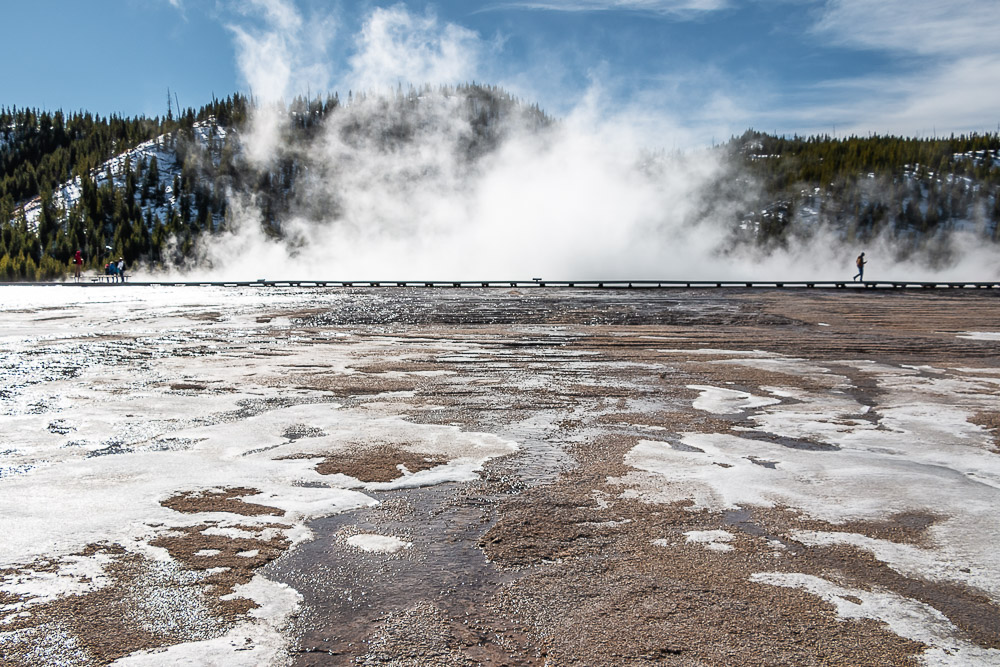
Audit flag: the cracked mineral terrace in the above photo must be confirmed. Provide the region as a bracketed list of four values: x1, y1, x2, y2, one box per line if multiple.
[1, 286, 999, 666]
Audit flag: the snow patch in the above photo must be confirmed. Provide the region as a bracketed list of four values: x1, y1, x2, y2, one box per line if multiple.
[615, 353, 1000, 600]
[684, 529, 734, 552]
[957, 332, 1000, 341]
[750, 572, 1000, 665]
[687, 385, 781, 414]
[193, 549, 221, 557]
[345, 534, 412, 553]
[113, 575, 301, 666]
[0, 552, 115, 611]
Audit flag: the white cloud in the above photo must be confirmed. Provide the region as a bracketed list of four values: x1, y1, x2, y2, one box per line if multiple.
[814, 0, 1000, 57]
[486, 0, 730, 15]
[816, 55, 1000, 137]
[164, 0, 187, 21]
[781, 0, 1000, 136]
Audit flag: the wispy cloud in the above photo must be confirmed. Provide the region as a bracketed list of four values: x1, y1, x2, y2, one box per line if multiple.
[484, 0, 730, 16]
[802, 56, 1000, 137]
[814, 0, 1000, 57]
[793, 0, 1000, 136]
[164, 0, 187, 21]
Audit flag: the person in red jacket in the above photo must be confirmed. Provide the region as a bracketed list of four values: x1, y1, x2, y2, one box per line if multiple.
[72, 250, 83, 281]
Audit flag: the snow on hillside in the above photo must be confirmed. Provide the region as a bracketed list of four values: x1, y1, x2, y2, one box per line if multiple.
[19, 120, 231, 229]
[954, 149, 1000, 169]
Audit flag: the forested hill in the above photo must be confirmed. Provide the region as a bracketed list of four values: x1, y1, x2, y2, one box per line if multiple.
[0, 95, 249, 279]
[725, 129, 1000, 250]
[1, 88, 998, 280]
[0, 85, 547, 280]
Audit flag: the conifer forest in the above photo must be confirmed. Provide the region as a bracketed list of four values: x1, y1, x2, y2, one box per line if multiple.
[1, 86, 998, 280]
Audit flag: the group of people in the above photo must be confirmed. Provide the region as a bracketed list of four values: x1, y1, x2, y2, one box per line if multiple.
[104, 257, 127, 282]
[70, 250, 126, 283]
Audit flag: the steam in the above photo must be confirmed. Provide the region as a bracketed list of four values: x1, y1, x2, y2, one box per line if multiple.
[194, 2, 998, 282]
[347, 6, 485, 93]
[227, 0, 336, 164]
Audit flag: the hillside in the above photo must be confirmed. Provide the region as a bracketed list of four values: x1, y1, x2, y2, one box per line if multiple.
[725, 130, 1000, 260]
[1, 85, 549, 279]
[0, 96, 247, 279]
[1, 89, 999, 280]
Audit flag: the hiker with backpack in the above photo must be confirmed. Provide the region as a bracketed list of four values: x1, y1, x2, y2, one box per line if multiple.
[853, 252, 867, 282]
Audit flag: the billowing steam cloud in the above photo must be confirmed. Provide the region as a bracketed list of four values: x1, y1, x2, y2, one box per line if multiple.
[227, 0, 336, 164]
[347, 6, 486, 93]
[198, 1, 998, 281]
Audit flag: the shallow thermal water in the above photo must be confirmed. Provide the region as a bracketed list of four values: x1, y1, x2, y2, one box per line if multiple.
[1, 285, 999, 666]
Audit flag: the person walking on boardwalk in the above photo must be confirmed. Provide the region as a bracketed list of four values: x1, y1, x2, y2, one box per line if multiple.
[853, 252, 867, 282]
[72, 250, 83, 281]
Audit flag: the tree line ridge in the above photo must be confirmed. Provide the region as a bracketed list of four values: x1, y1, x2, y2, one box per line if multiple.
[1, 88, 998, 280]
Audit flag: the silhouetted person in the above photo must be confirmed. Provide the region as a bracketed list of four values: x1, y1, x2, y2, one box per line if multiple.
[853, 252, 867, 282]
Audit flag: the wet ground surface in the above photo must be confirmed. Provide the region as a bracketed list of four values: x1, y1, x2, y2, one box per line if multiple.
[288, 288, 787, 326]
[268, 485, 521, 665]
[1, 287, 1000, 665]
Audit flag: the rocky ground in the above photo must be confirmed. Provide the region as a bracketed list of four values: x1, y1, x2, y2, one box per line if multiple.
[1, 287, 999, 666]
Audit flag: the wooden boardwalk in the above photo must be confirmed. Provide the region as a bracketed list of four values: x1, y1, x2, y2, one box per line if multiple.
[4, 279, 999, 289]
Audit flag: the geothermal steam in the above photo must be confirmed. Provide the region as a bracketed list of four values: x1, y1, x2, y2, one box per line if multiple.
[196, 2, 998, 281]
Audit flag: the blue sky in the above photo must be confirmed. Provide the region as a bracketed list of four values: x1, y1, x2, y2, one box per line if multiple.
[2, 0, 999, 145]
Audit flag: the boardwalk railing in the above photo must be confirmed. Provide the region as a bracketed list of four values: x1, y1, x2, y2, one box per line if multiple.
[3, 279, 998, 289]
